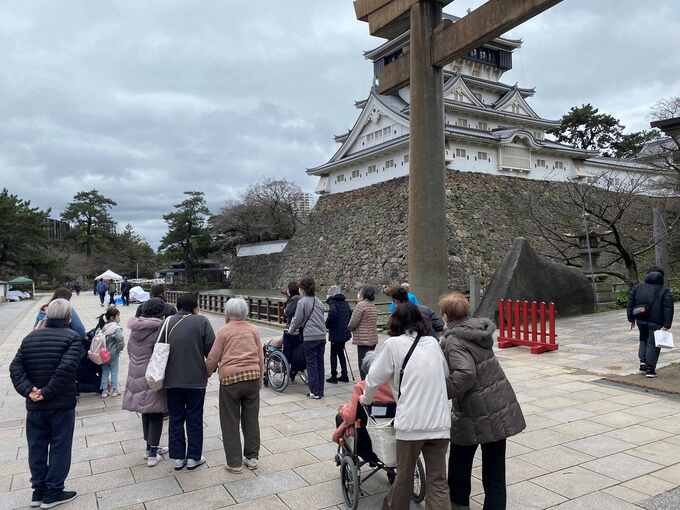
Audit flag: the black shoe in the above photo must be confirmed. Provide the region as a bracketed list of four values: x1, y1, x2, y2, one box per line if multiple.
[31, 489, 43, 508]
[40, 491, 77, 509]
[338, 375, 350, 383]
[326, 376, 338, 384]
[639, 364, 648, 374]
[646, 370, 658, 378]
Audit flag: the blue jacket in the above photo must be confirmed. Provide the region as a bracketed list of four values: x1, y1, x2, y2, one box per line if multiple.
[35, 306, 86, 338]
[96, 281, 108, 294]
[388, 291, 421, 313]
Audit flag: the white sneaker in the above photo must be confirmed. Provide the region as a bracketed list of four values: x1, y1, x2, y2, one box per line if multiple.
[145, 447, 169, 459]
[100, 391, 108, 399]
[174, 459, 187, 471]
[226, 465, 243, 473]
[186, 457, 206, 470]
[110, 390, 120, 397]
[147, 456, 161, 467]
[243, 458, 258, 470]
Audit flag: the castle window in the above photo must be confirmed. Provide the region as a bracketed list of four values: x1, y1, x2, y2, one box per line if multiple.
[478, 151, 488, 161]
[375, 130, 382, 142]
[478, 121, 488, 131]
[403, 154, 409, 163]
[456, 118, 468, 128]
[536, 159, 546, 168]
[385, 159, 395, 169]
[351, 169, 361, 179]
[366, 132, 374, 143]
[554, 161, 564, 170]
[383, 127, 391, 138]
[336, 174, 346, 183]
[367, 165, 377, 174]
[456, 148, 466, 158]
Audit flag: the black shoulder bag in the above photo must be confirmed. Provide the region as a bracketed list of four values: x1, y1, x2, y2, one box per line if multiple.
[398, 334, 421, 399]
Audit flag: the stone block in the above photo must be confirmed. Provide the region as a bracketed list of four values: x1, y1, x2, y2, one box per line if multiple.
[532, 466, 618, 499]
[581, 452, 664, 482]
[278, 479, 345, 510]
[518, 445, 594, 472]
[176, 465, 254, 492]
[226, 470, 308, 503]
[95, 476, 183, 510]
[550, 491, 642, 509]
[145, 485, 235, 510]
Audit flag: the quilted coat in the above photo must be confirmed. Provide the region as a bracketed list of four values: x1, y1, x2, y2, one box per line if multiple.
[122, 316, 167, 414]
[441, 317, 525, 446]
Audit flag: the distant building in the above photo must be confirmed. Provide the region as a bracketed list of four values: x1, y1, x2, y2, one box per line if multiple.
[156, 260, 228, 284]
[46, 218, 71, 242]
[291, 192, 312, 217]
[651, 117, 680, 147]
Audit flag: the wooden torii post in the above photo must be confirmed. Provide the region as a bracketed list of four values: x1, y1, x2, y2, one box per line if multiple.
[354, 0, 562, 308]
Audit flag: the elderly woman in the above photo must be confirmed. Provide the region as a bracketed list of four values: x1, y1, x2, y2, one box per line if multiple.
[332, 351, 394, 463]
[207, 298, 264, 473]
[348, 286, 379, 379]
[361, 302, 451, 510]
[439, 293, 525, 510]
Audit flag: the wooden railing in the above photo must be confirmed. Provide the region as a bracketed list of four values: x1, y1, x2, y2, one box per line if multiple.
[165, 290, 392, 329]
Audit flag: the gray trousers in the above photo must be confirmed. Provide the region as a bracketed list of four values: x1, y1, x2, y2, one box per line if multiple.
[638, 324, 661, 370]
[219, 380, 261, 468]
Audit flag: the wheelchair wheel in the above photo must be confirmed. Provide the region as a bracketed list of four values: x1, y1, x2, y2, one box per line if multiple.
[266, 350, 290, 392]
[412, 457, 426, 503]
[340, 456, 360, 510]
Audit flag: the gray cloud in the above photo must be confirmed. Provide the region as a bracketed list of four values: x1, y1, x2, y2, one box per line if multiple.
[0, 0, 677, 247]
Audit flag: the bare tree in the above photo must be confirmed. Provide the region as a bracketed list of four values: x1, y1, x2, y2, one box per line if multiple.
[651, 96, 680, 121]
[523, 172, 680, 284]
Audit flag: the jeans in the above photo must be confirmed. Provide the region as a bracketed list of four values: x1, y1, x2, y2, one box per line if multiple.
[219, 380, 260, 468]
[383, 438, 449, 510]
[167, 388, 206, 461]
[98, 292, 106, 304]
[100, 351, 120, 392]
[303, 340, 325, 397]
[142, 413, 164, 450]
[638, 324, 661, 370]
[329, 342, 348, 378]
[122, 292, 130, 306]
[26, 409, 76, 495]
[450, 439, 507, 510]
[357, 345, 376, 380]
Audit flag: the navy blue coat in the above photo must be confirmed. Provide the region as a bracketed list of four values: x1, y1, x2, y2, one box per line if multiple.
[326, 295, 352, 343]
[627, 271, 674, 329]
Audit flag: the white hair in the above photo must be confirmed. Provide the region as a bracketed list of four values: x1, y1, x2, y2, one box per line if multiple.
[225, 297, 249, 321]
[362, 350, 378, 376]
[47, 298, 72, 320]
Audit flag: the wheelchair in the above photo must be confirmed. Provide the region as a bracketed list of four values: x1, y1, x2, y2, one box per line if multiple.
[263, 331, 306, 393]
[335, 402, 426, 510]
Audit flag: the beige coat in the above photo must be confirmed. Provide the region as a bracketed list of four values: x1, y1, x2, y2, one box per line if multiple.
[348, 300, 378, 347]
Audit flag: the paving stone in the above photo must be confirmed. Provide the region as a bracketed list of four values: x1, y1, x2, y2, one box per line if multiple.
[0, 475, 10, 493]
[67, 467, 134, 495]
[0, 487, 32, 510]
[641, 485, 680, 510]
[278, 479, 344, 510]
[622, 475, 679, 497]
[532, 466, 618, 499]
[535, 407, 595, 424]
[509, 428, 575, 450]
[262, 431, 327, 454]
[564, 434, 637, 458]
[226, 470, 308, 503]
[145, 485, 235, 510]
[628, 441, 680, 466]
[91, 451, 147, 474]
[305, 442, 339, 461]
[14, 492, 99, 510]
[130, 460, 179, 483]
[256, 450, 318, 474]
[581, 452, 664, 482]
[551, 491, 643, 509]
[518, 445, 594, 472]
[652, 463, 680, 485]
[502, 480, 567, 509]
[10, 460, 92, 491]
[601, 485, 649, 505]
[576, 399, 629, 415]
[473, 457, 548, 485]
[225, 495, 290, 510]
[647, 414, 680, 434]
[176, 465, 255, 492]
[604, 425, 673, 445]
[589, 411, 648, 428]
[71, 442, 125, 464]
[85, 427, 144, 447]
[294, 460, 340, 485]
[626, 403, 680, 419]
[549, 419, 612, 440]
[96, 476, 183, 510]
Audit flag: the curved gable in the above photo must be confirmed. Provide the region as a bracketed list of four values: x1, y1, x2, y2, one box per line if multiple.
[444, 74, 485, 107]
[494, 87, 539, 119]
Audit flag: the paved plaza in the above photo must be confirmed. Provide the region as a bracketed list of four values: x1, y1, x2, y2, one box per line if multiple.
[2, 295, 680, 509]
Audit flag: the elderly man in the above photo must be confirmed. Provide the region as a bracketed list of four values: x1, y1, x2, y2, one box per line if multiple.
[10, 299, 83, 509]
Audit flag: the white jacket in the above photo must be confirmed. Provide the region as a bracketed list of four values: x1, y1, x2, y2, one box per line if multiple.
[364, 333, 451, 441]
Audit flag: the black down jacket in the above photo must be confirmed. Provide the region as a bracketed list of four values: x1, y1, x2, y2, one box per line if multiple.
[441, 318, 526, 446]
[627, 271, 674, 329]
[10, 319, 83, 411]
[325, 294, 352, 343]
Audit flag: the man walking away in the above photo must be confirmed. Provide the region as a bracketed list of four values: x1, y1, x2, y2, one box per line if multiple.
[121, 277, 131, 306]
[10, 299, 83, 509]
[96, 279, 108, 307]
[628, 266, 674, 378]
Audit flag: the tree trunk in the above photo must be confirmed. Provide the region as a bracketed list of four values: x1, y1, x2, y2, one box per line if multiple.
[654, 204, 669, 275]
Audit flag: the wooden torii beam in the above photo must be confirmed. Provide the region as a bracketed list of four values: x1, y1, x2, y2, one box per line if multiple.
[353, 0, 562, 308]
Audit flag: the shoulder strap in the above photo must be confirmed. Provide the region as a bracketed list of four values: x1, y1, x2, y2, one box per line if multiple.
[165, 314, 190, 343]
[300, 299, 316, 332]
[398, 334, 421, 399]
[155, 317, 171, 344]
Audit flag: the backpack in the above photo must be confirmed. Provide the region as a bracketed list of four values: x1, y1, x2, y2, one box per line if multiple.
[88, 329, 111, 365]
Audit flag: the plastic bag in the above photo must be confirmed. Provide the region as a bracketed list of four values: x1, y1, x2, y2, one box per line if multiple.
[654, 329, 674, 349]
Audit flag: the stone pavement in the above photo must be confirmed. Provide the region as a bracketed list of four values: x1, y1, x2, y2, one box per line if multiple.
[1, 295, 680, 509]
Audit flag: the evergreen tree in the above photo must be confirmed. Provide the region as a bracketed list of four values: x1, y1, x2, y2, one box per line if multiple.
[159, 191, 212, 282]
[548, 104, 625, 157]
[61, 190, 117, 256]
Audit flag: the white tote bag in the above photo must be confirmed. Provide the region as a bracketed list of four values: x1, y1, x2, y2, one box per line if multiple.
[654, 329, 675, 349]
[145, 317, 172, 391]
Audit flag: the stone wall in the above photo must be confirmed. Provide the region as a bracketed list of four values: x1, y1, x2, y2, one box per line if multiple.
[272, 171, 670, 295]
[231, 253, 284, 290]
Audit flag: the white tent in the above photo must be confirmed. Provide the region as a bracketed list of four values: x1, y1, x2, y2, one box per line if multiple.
[95, 269, 123, 281]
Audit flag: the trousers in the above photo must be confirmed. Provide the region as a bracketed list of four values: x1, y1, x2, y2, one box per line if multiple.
[219, 380, 261, 468]
[303, 340, 325, 397]
[101, 351, 120, 391]
[329, 342, 348, 378]
[357, 345, 376, 380]
[450, 439, 507, 510]
[167, 388, 206, 461]
[142, 413, 164, 449]
[27, 408, 76, 495]
[638, 324, 662, 370]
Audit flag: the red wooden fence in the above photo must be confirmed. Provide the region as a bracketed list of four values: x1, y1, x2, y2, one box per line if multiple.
[497, 299, 557, 354]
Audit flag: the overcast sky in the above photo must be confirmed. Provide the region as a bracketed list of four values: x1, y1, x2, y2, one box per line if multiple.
[1, 0, 678, 248]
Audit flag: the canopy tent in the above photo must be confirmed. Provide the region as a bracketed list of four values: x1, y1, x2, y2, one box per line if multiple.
[8, 276, 35, 298]
[95, 270, 123, 281]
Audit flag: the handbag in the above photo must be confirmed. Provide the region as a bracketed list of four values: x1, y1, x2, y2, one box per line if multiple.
[145, 315, 189, 391]
[654, 329, 674, 349]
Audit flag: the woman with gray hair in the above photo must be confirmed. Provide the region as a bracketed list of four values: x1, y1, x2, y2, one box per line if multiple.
[206, 298, 264, 473]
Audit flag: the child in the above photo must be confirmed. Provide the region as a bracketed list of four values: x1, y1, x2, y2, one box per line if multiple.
[100, 306, 125, 398]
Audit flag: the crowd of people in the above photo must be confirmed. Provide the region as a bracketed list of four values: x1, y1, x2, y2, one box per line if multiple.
[8, 269, 674, 509]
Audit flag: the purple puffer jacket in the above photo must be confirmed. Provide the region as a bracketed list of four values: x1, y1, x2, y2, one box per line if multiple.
[122, 317, 167, 414]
